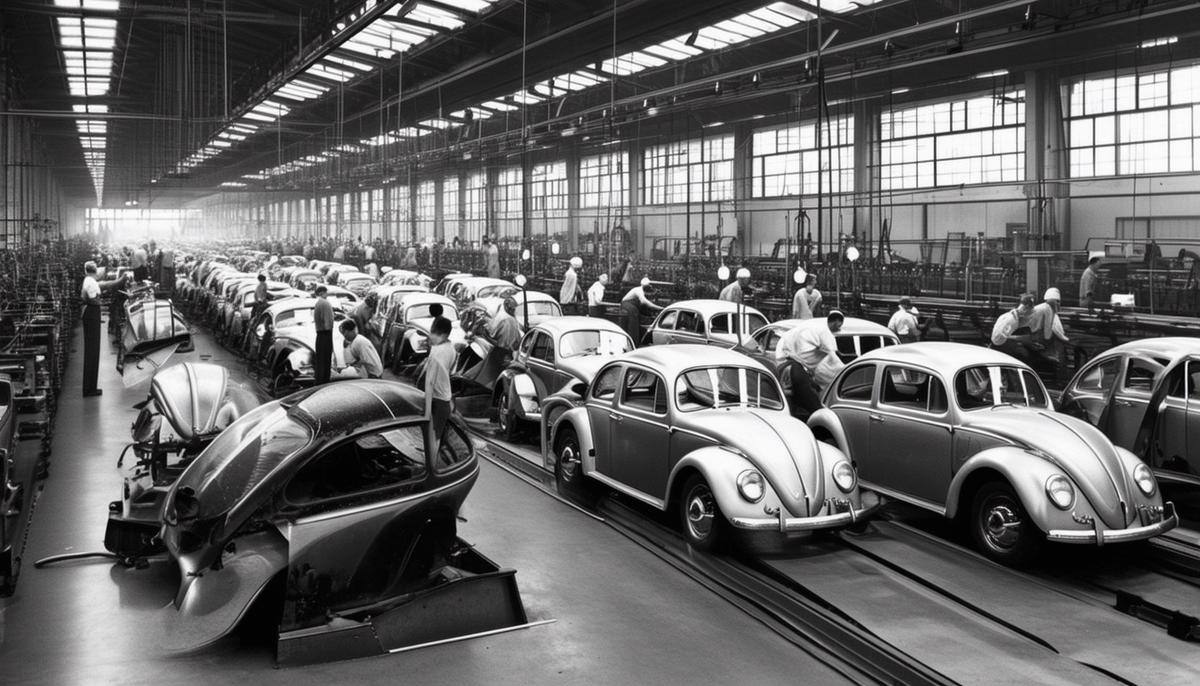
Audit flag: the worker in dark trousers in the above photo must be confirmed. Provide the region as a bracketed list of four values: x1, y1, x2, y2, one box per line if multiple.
[81, 261, 126, 397]
[313, 285, 335, 384]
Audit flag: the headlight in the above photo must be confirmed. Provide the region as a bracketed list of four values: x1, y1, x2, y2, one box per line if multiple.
[736, 470, 765, 503]
[832, 461, 856, 493]
[1044, 474, 1075, 510]
[1133, 463, 1156, 497]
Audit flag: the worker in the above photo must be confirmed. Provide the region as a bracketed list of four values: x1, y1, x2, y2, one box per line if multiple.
[775, 311, 846, 391]
[990, 293, 1038, 362]
[252, 273, 269, 318]
[338, 320, 383, 379]
[1029, 288, 1070, 378]
[1079, 256, 1101, 312]
[887, 296, 921, 343]
[481, 296, 521, 362]
[312, 285, 335, 384]
[131, 245, 149, 282]
[587, 273, 609, 318]
[352, 292, 376, 336]
[719, 268, 751, 302]
[792, 275, 822, 319]
[425, 316, 456, 449]
[484, 235, 501, 278]
[80, 261, 127, 397]
[560, 256, 583, 311]
[620, 277, 663, 346]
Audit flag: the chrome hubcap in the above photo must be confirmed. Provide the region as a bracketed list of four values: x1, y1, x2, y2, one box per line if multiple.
[498, 394, 510, 430]
[685, 486, 715, 540]
[983, 500, 1023, 549]
[559, 443, 578, 480]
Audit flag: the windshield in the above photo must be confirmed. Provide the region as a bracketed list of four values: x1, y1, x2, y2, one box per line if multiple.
[479, 284, 519, 300]
[178, 404, 312, 520]
[675, 366, 785, 412]
[519, 301, 562, 319]
[276, 306, 314, 328]
[405, 303, 459, 321]
[955, 365, 1050, 410]
[559, 330, 633, 358]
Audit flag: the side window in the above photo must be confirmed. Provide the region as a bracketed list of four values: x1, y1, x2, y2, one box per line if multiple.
[591, 365, 622, 401]
[676, 310, 701, 333]
[761, 329, 782, 353]
[284, 425, 428, 506]
[836, 364, 875, 401]
[658, 309, 679, 330]
[434, 422, 472, 473]
[1124, 358, 1161, 392]
[880, 366, 947, 414]
[518, 332, 537, 358]
[619, 368, 667, 415]
[531, 332, 554, 363]
[710, 314, 730, 335]
[835, 335, 858, 360]
[1074, 357, 1119, 393]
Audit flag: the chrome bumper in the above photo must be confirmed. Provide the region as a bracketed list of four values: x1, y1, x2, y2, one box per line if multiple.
[1047, 502, 1178, 545]
[730, 491, 882, 533]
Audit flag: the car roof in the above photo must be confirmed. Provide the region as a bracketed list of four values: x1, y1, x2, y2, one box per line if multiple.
[614, 344, 770, 378]
[662, 299, 765, 317]
[400, 292, 455, 307]
[286, 379, 425, 430]
[760, 317, 896, 337]
[856, 341, 1031, 376]
[459, 277, 516, 289]
[1093, 337, 1200, 361]
[534, 316, 626, 338]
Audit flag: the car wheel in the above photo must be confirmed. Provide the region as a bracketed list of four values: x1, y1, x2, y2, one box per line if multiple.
[272, 371, 298, 398]
[970, 481, 1041, 566]
[497, 386, 520, 440]
[554, 427, 592, 499]
[679, 473, 730, 552]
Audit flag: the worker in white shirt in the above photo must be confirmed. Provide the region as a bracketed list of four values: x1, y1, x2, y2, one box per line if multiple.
[775, 311, 846, 391]
[887, 296, 921, 343]
[1029, 287, 1070, 378]
[791, 275, 822, 319]
[559, 256, 583, 312]
[620, 277, 663, 346]
[990, 294, 1037, 362]
[587, 273, 609, 318]
[81, 261, 127, 397]
[719, 268, 750, 302]
[337, 319, 384, 379]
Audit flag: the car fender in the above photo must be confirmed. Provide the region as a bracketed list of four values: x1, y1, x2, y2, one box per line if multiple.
[667, 446, 767, 517]
[548, 406, 596, 473]
[807, 408, 851, 455]
[944, 445, 1066, 530]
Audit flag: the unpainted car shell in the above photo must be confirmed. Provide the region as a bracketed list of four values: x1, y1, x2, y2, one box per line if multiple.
[808, 342, 1176, 556]
[547, 346, 876, 544]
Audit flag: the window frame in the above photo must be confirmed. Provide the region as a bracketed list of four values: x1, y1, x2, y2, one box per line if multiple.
[617, 366, 669, 416]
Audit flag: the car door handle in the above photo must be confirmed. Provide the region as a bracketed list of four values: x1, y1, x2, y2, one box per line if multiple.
[869, 413, 884, 422]
[1115, 399, 1133, 407]
[608, 413, 623, 422]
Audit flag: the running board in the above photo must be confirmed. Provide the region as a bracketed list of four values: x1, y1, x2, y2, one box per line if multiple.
[1114, 590, 1199, 641]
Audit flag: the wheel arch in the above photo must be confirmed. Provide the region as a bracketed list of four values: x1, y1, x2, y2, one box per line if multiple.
[945, 446, 1061, 531]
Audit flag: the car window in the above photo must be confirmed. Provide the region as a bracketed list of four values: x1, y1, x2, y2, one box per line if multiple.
[1123, 358, 1161, 393]
[658, 310, 679, 330]
[518, 332, 537, 358]
[531, 332, 555, 363]
[759, 329, 782, 353]
[619, 368, 668, 415]
[559, 330, 633, 358]
[1165, 361, 1200, 400]
[955, 365, 1050, 410]
[880, 366, 948, 414]
[675, 366, 784, 412]
[860, 335, 892, 354]
[1075, 357, 1119, 393]
[835, 335, 858, 358]
[746, 313, 767, 332]
[284, 425, 429, 506]
[837, 364, 875, 401]
[675, 310, 701, 333]
[592, 365, 621, 401]
[433, 422, 472, 474]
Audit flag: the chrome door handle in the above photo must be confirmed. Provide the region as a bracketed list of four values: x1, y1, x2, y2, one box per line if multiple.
[1115, 399, 1132, 407]
[608, 413, 623, 421]
[869, 413, 884, 422]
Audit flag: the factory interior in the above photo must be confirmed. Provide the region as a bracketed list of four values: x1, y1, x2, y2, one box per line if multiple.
[2, 1, 1200, 684]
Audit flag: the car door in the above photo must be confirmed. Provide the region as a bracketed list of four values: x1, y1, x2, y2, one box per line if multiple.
[868, 365, 954, 505]
[1106, 356, 1164, 450]
[828, 363, 877, 473]
[669, 310, 705, 345]
[1063, 355, 1121, 426]
[607, 366, 671, 502]
[585, 365, 622, 474]
[650, 309, 679, 345]
[526, 332, 558, 398]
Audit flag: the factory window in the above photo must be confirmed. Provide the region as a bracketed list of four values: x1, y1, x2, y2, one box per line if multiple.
[463, 171, 487, 245]
[443, 175, 461, 240]
[415, 180, 437, 242]
[341, 192, 352, 231]
[530, 161, 568, 236]
[880, 90, 1025, 190]
[370, 188, 384, 240]
[1066, 63, 1200, 177]
[580, 151, 629, 209]
[388, 184, 410, 241]
[642, 135, 734, 204]
[495, 166, 524, 241]
[752, 116, 854, 197]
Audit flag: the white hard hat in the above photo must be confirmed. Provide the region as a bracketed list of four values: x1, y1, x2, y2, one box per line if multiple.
[569, 256, 583, 268]
[736, 267, 750, 279]
[640, 276, 650, 287]
[1043, 287, 1062, 301]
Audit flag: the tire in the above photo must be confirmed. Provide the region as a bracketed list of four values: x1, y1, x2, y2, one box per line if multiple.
[496, 385, 520, 440]
[553, 427, 591, 499]
[679, 473, 730, 552]
[970, 481, 1041, 566]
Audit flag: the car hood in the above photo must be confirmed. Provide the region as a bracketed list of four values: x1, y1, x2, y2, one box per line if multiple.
[961, 408, 1132, 528]
[684, 408, 824, 516]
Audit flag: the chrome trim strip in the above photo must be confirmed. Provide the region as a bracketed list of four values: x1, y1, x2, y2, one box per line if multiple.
[587, 470, 666, 510]
[1047, 502, 1178, 543]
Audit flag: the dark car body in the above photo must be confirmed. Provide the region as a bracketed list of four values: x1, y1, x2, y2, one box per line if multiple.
[156, 381, 479, 652]
[117, 286, 194, 375]
[1, 374, 20, 591]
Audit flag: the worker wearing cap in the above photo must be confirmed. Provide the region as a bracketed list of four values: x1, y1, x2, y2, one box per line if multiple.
[621, 277, 663, 346]
[1030, 287, 1070, 378]
[587, 273, 609, 318]
[719, 268, 751, 303]
[887, 296, 921, 343]
[559, 256, 583, 311]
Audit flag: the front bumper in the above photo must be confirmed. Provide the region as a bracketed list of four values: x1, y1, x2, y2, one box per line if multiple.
[1047, 502, 1178, 545]
[730, 491, 882, 533]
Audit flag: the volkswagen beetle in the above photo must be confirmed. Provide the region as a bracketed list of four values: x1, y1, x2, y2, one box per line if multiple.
[547, 346, 877, 551]
[647, 299, 767, 348]
[808, 342, 1178, 565]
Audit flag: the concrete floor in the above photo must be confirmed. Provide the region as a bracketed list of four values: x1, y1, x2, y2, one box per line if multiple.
[0, 320, 852, 685]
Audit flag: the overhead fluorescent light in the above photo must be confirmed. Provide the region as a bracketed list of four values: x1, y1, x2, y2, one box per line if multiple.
[1139, 36, 1178, 48]
[702, 121, 724, 128]
[891, 87, 911, 95]
[975, 69, 1009, 79]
